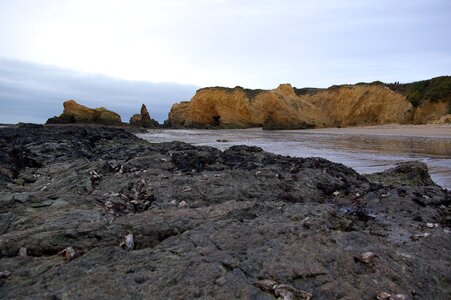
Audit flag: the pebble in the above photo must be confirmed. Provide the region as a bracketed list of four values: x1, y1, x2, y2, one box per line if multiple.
[178, 201, 188, 208]
[333, 191, 340, 196]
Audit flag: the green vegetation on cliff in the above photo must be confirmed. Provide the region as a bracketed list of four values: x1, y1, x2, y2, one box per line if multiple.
[386, 76, 451, 107]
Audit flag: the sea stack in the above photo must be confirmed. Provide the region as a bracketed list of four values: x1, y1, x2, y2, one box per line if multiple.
[129, 104, 159, 128]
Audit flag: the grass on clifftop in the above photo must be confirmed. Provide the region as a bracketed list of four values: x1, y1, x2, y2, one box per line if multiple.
[385, 76, 451, 107]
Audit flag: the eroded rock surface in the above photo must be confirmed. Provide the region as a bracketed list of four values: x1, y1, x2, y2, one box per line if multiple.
[46, 100, 122, 125]
[167, 77, 451, 129]
[167, 84, 414, 129]
[130, 104, 159, 128]
[0, 125, 449, 299]
[413, 101, 450, 124]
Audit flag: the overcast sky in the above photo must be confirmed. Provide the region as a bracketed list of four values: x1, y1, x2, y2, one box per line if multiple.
[0, 58, 197, 123]
[0, 0, 450, 123]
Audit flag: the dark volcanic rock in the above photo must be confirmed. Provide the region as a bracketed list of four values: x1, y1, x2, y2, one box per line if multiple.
[0, 124, 449, 299]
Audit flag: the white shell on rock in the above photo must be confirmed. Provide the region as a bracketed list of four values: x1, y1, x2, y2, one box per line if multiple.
[120, 233, 134, 250]
[391, 294, 410, 300]
[0, 271, 11, 278]
[411, 232, 431, 240]
[376, 291, 391, 300]
[360, 251, 376, 264]
[426, 223, 439, 228]
[58, 246, 78, 261]
[254, 279, 312, 300]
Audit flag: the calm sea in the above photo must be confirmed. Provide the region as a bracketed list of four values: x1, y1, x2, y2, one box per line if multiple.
[139, 127, 451, 189]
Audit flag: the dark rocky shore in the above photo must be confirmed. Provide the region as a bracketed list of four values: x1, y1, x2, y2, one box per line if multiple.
[0, 124, 449, 299]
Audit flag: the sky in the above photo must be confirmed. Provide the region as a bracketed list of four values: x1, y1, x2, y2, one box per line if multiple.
[0, 0, 450, 123]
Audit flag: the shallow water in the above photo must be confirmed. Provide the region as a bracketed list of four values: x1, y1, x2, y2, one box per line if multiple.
[139, 127, 451, 189]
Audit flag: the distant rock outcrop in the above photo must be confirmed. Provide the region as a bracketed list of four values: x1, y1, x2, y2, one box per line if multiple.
[46, 100, 122, 125]
[129, 104, 159, 128]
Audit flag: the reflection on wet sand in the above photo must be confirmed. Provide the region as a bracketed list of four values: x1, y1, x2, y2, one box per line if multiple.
[139, 126, 451, 189]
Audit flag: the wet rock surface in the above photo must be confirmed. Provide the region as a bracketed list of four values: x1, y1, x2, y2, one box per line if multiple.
[0, 124, 449, 299]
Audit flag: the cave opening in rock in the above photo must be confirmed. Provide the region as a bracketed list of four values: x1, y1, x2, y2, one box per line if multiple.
[212, 115, 221, 126]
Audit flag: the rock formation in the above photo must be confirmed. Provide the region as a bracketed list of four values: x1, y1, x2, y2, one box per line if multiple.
[168, 84, 331, 129]
[46, 100, 122, 125]
[0, 124, 449, 299]
[302, 84, 414, 127]
[129, 104, 159, 128]
[167, 76, 451, 129]
[413, 100, 450, 124]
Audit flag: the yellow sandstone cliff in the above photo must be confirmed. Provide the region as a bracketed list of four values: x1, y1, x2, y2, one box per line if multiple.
[167, 83, 427, 129]
[413, 101, 450, 124]
[303, 85, 415, 127]
[169, 84, 331, 129]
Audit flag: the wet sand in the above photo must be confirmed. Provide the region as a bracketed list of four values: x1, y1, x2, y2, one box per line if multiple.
[299, 124, 451, 138]
[139, 124, 451, 189]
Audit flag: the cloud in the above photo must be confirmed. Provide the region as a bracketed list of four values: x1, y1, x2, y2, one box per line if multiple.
[0, 58, 198, 124]
[0, 1, 449, 89]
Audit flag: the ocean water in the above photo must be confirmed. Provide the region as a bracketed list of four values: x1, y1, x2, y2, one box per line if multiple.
[138, 127, 451, 189]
